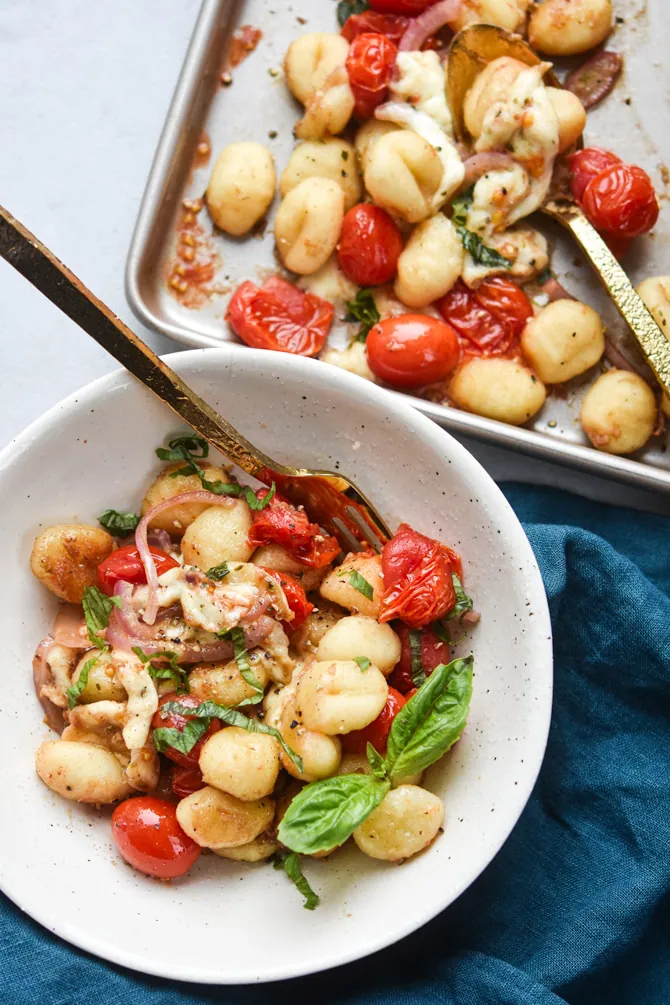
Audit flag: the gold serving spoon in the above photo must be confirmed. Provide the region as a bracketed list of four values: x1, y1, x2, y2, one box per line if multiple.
[0, 205, 390, 552]
[447, 23, 670, 398]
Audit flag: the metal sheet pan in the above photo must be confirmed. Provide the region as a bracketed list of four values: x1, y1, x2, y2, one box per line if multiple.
[126, 0, 670, 493]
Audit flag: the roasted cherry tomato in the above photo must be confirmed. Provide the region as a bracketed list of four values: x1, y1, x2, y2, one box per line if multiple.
[568, 147, 621, 203]
[260, 567, 314, 633]
[111, 797, 201, 879]
[248, 489, 341, 569]
[170, 765, 205, 798]
[345, 32, 398, 119]
[337, 204, 404, 286]
[366, 314, 460, 388]
[341, 687, 407, 754]
[390, 623, 450, 694]
[151, 692, 221, 769]
[379, 523, 460, 628]
[602, 233, 632, 260]
[582, 163, 659, 239]
[97, 545, 179, 595]
[341, 11, 409, 45]
[226, 277, 334, 357]
[370, 0, 436, 13]
[436, 278, 533, 356]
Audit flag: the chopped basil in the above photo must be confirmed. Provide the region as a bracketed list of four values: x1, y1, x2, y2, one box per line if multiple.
[156, 433, 209, 462]
[244, 483, 276, 511]
[348, 570, 374, 601]
[132, 646, 189, 693]
[156, 434, 275, 509]
[344, 288, 380, 342]
[218, 626, 264, 704]
[354, 656, 371, 672]
[277, 773, 390, 855]
[65, 654, 97, 709]
[98, 509, 140, 537]
[336, 0, 368, 28]
[82, 586, 122, 649]
[366, 742, 388, 780]
[447, 574, 474, 621]
[408, 629, 426, 688]
[451, 188, 512, 269]
[536, 266, 553, 286]
[153, 718, 210, 756]
[385, 656, 473, 784]
[451, 189, 473, 228]
[206, 561, 230, 581]
[162, 700, 303, 774]
[274, 852, 320, 910]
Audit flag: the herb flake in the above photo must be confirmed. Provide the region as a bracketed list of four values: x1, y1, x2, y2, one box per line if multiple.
[408, 629, 427, 688]
[82, 586, 122, 649]
[98, 509, 140, 537]
[65, 655, 97, 709]
[344, 288, 380, 343]
[348, 570, 374, 601]
[274, 852, 320, 910]
[354, 656, 371, 672]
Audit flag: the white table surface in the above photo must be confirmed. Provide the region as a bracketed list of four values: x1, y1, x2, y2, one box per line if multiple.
[1, 0, 669, 516]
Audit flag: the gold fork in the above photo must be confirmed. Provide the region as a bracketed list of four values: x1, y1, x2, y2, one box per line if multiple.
[0, 205, 391, 553]
[447, 23, 670, 398]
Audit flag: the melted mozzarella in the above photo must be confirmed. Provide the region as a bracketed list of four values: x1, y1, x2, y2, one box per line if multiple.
[462, 226, 548, 288]
[390, 51, 453, 135]
[467, 165, 531, 236]
[113, 651, 158, 751]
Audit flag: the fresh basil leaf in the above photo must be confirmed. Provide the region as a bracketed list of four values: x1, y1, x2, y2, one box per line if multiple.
[156, 433, 209, 462]
[98, 509, 140, 537]
[65, 654, 98, 709]
[456, 226, 512, 269]
[133, 647, 189, 693]
[348, 570, 374, 601]
[162, 700, 303, 774]
[366, 743, 388, 780]
[206, 561, 230, 581]
[153, 718, 210, 755]
[354, 656, 371, 672]
[408, 629, 426, 688]
[218, 626, 264, 705]
[386, 656, 473, 784]
[336, 0, 368, 29]
[447, 574, 474, 621]
[277, 773, 390, 855]
[344, 288, 380, 342]
[275, 852, 320, 910]
[243, 483, 276, 511]
[82, 586, 122, 649]
[451, 188, 473, 228]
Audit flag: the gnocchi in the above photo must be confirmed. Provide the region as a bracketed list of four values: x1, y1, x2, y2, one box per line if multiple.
[448, 0, 530, 32]
[449, 358, 547, 425]
[320, 552, 384, 618]
[520, 299, 605, 383]
[30, 524, 115, 603]
[363, 130, 444, 224]
[394, 215, 463, 309]
[277, 692, 342, 782]
[274, 177, 344, 275]
[529, 0, 613, 56]
[176, 786, 275, 849]
[580, 370, 657, 455]
[181, 501, 254, 568]
[213, 832, 279, 862]
[637, 277, 670, 419]
[71, 651, 126, 704]
[35, 740, 132, 804]
[353, 785, 444, 862]
[295, 659, 389, 735]
[142, 463, 229, 536]
[285, 34, 354, 140]
[354, 119, 399, 171]
[463, 57, 526, 140]
[280, 139, 362, 212]
[316, 616, 401, 675]
[206, 142, 276, 236]
[321, 340, 378, 383]
[546, 88, 587, 153]
[199, 727, 279, 801]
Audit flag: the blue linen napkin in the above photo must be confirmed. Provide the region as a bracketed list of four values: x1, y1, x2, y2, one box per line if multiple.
[3, 483, 669, 1005]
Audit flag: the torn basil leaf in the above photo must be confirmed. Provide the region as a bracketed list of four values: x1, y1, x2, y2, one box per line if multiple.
[218, 626, 264, 704]
[348, 570, 374, 601]
[133, 646, 189, 693]
[354, 656, 371, 672]
[344, 288, 380, 342]
[98, 509, 140, 537]
[82, 586, 122, 649]
[206, 561, 230, 581]
[447, 574, 474, 621]
[156, 433, 209, 462]
[65, 654, 98, 709]
[278, 772, 390, 855]
[275, 852, 320, 910]
[456, 226, 513, 269]
[408, 629, 426, 688]
[153, 718, 210, 756]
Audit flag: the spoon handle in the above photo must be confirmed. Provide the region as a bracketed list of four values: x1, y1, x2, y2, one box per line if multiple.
[0, 204, 284, 477]
[545, 202, 670, 396]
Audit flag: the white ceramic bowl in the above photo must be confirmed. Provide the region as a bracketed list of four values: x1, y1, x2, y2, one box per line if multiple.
[0, 348, 552, 984]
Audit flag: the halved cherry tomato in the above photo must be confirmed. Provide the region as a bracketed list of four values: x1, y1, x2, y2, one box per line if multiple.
[337, 204, 404, 286]
[248, 489, 341, 569]
[112, 796, 201, 879]
[390, 623, 450, 693]
[582, 163, 659, 239]
[97, 545, 179, 595]
[151, 692, 221, 769]
[366, 314, 460, 388]
[342, 687, 407, 754]
[226, 277, 334, 357]
[170, 765, 205, 798]
[370, 0, 436, 13]
[341, 11, 409, 45]
[345, 32, 398, 119]
[436, 278, 533, 357]
[568, 147, 621, 203]
[260, 567, 314, 633]
[379, 523, 460, 628]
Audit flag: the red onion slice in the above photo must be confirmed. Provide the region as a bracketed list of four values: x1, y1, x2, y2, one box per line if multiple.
[136, 490, 235, 625]
[52, 605, 88, 649]
[33, 637, 65, 733]
[147, 528, 173, 551]
[565, 51, 623, 110]
[541, 276, 574, 302]
[461, 153, 517, 190]
[603, 337, 646, 377]
[399, 0, 462, 51]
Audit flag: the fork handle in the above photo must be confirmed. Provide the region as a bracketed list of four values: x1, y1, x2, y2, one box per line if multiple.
[0, 204, 286, 477]
[547, 202, 670, 397]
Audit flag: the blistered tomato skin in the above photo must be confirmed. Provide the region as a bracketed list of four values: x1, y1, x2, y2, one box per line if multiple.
[390, 623, 450, 694]
[151, 693, 222, 769]
[341, 11, 408, 45]
[379, 523, 459, 628]
[226, 278, 334, 357]
[582, 163, 659, 239]
[337, 204, 404, 286]
[436, 278, 533, 357]
[366, 315, 460, 388]
[346, 32, 398, 119]
[97, 545, 179, 595]
[569, 146, 621, 202]
[171, 765, 205, 798]
[112, 797, 202, 879]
